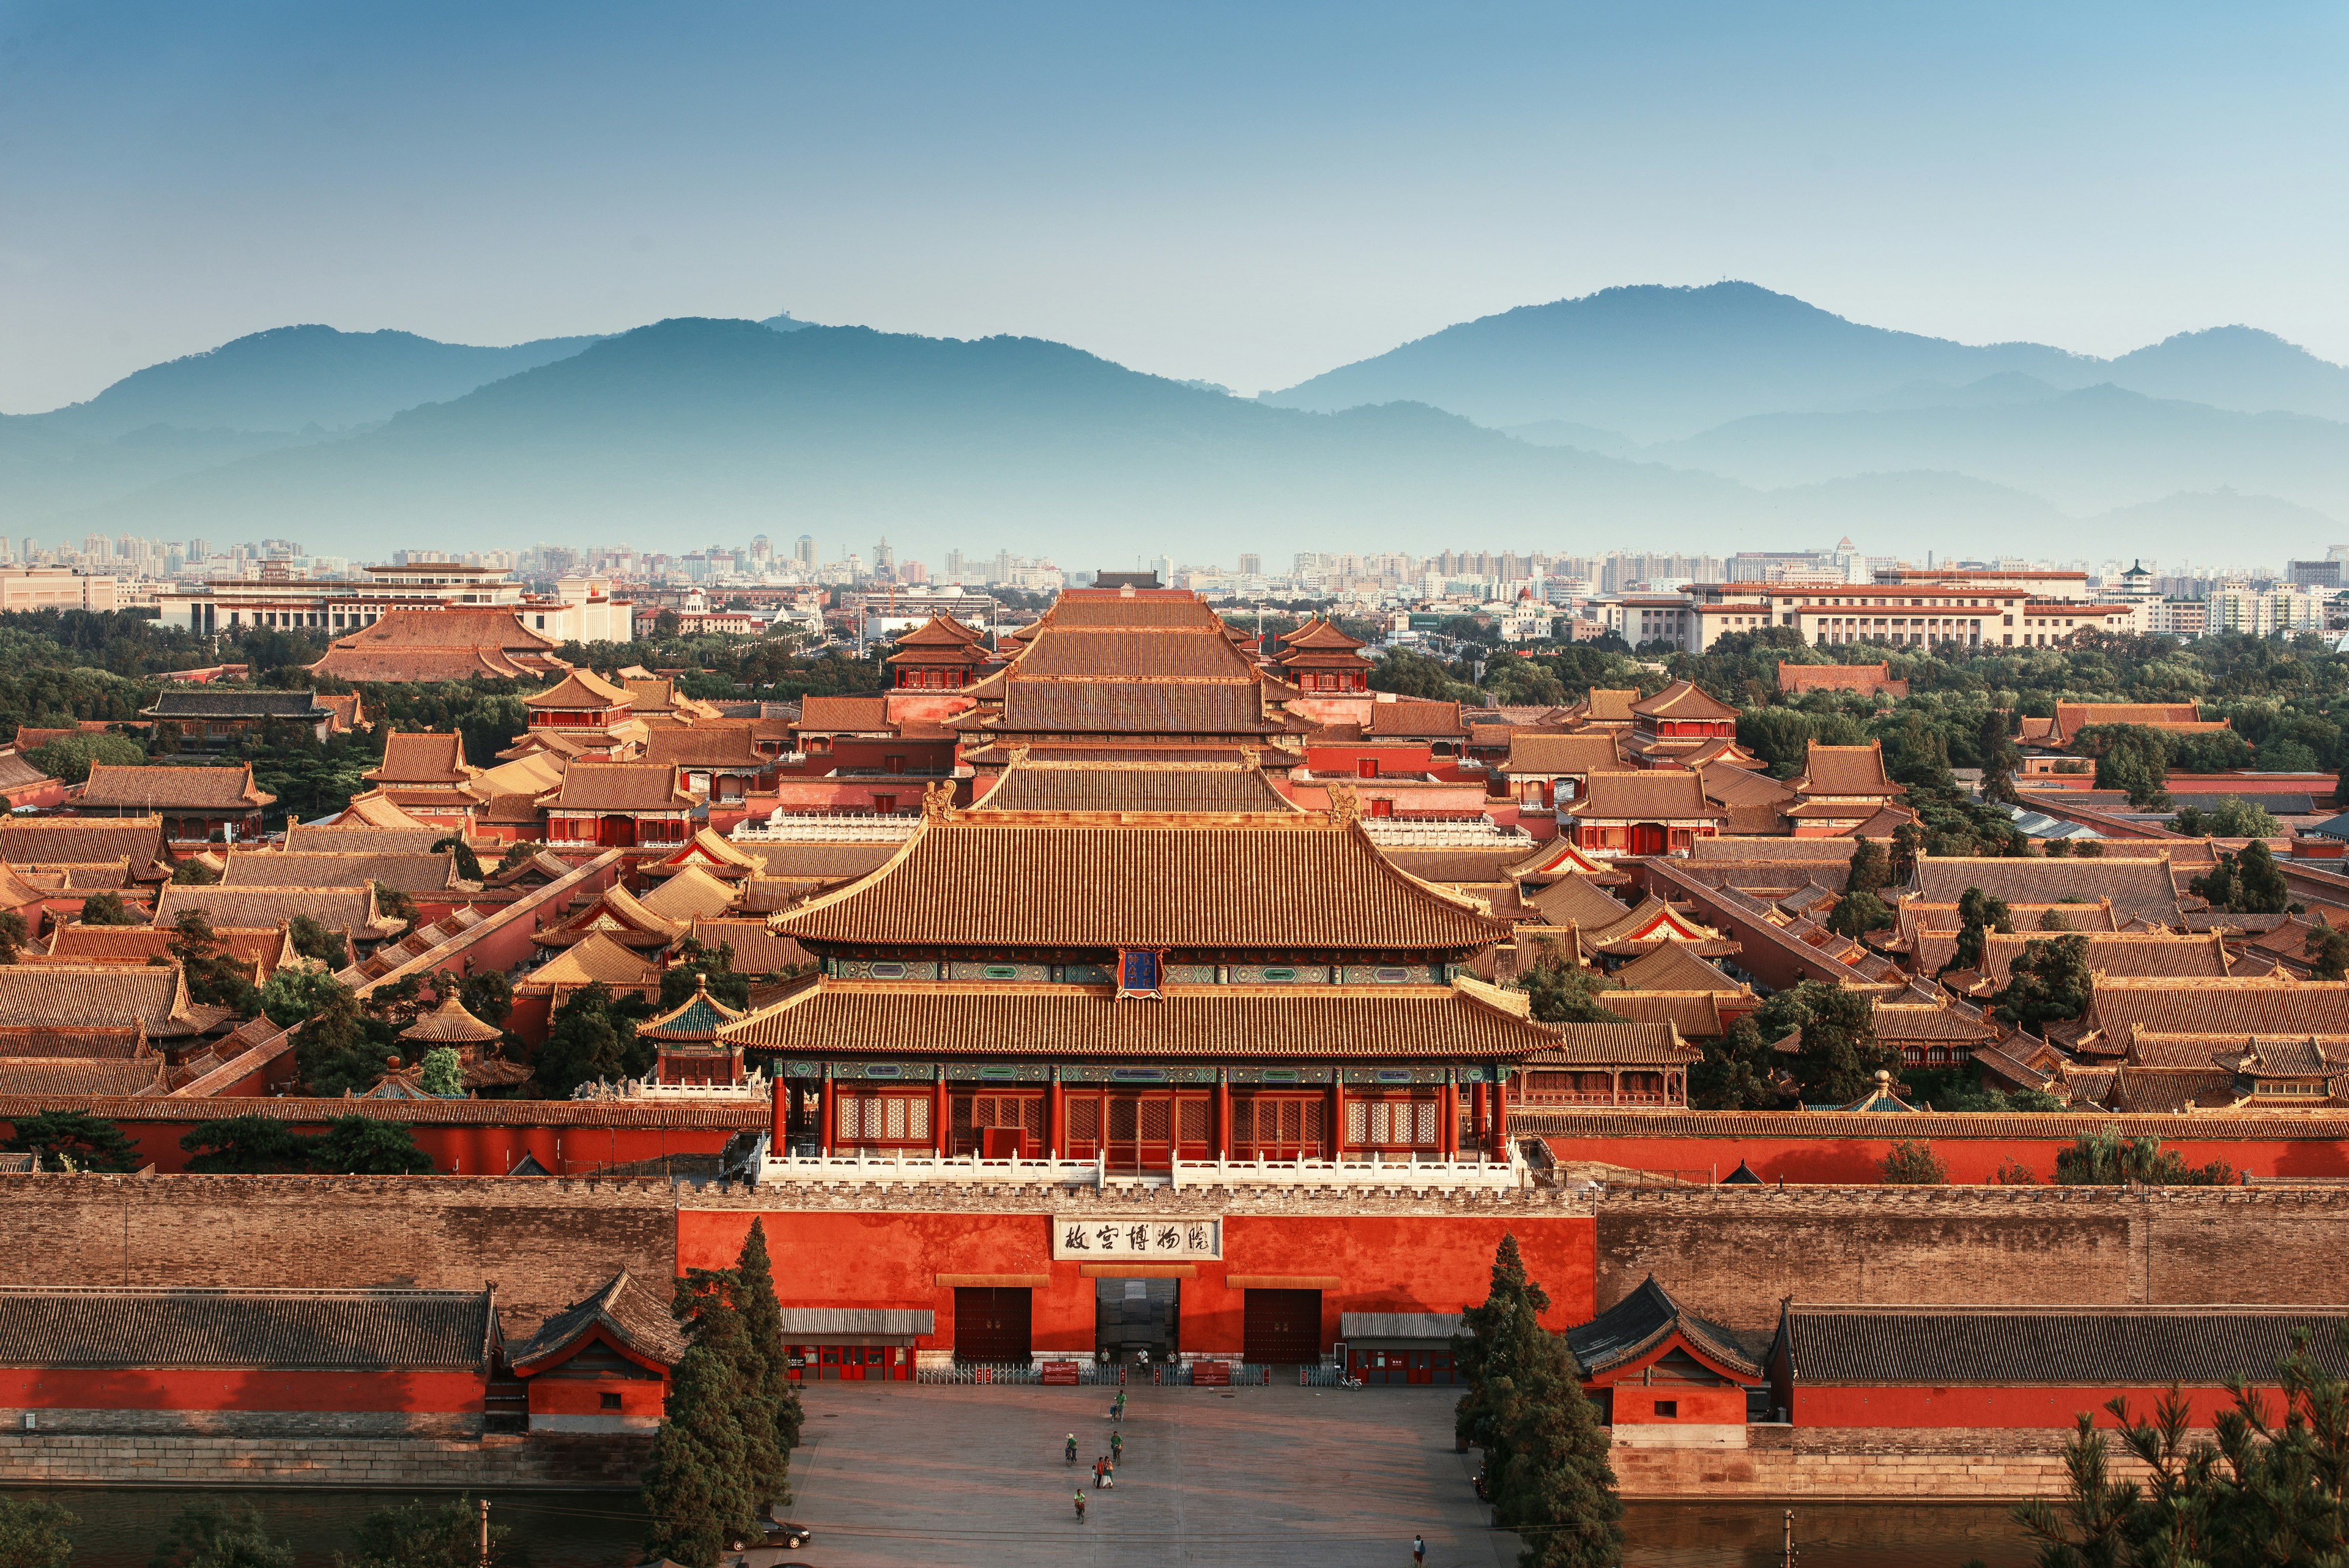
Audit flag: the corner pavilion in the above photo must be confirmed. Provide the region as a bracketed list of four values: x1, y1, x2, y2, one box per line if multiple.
[721, 797, 1557, 1170]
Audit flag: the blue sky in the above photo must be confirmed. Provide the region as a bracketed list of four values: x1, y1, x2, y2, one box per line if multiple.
[1, 0, 2342, 411]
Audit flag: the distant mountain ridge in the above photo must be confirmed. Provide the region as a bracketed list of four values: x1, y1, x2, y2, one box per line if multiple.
[1265, 283, 2349, 439]
[53, 316, 2335, 565]
[25, 324, 606, 438]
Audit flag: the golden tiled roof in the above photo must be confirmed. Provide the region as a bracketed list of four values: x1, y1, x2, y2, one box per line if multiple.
[2084, 978, 2349, 1050]
[308, 609, 566, 683]
[80, 764, 272, 811]
[0, 818, 165, 872]
[541, 762, 695, 812]
[1502, 733, 1634, 775]
[220, 851, 459, 894]
[1630, 681, 1738, 721]
[525, 931, 663, 989]
[1521, 1020, 1693, 1066]
[154, 884, 398, 937]
[795, 696, 894, 733]
[1791, 740, 1902, 797]
[525, 669, 632, 710]
[637, 864, 740, 924]
[0, 964, 199, 1035]
[768, 815, 1510, 953]
[687, 916, 812, 978]
[365, 732, 473, 785]
[972, 759, 1297, 815]
[646, 725, 767, 769]
[1910, 857, 2184, 928]
[1564, 771, 1723, 823]
[1611, 942, 1743, 993]
[719, 975, 1558, 1059]
[399, 994, 505, 1044]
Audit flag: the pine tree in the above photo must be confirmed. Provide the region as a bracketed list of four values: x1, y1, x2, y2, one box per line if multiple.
[642, 1273, 759, 1568]
[1993, 935, 2095, 1031]
[1842, 840, 1890, 896]
[2233, 839, 2291, 915]
[1497, 1323, 1623, 1568]
[733, 1219, 806, 1455]
[1454, 1233, 1550, 1484]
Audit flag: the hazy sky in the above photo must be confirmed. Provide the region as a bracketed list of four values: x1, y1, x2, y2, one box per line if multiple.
[2, 0, 2343, 412]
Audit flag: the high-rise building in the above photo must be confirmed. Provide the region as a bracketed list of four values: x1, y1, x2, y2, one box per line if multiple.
[1237, 554, 1261, 576]
[795, 535, 817, 571]
[2288, 560, 2342, 589]
[874, 538, 895, 574]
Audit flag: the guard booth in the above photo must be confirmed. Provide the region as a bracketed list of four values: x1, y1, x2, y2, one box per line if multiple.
[1341, 1312, 1467, 1386]
[777, 1308, 932, 1382]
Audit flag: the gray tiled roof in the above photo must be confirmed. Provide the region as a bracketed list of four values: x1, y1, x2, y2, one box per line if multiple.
[1567, 1276, 1759, 1378]
[509, 1272, 685, 1372]
[1780, 1304, 2349, 1385]
[0, 1287, 496, 1369]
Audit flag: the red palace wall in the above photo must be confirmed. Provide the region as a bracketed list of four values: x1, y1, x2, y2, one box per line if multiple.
[677, 1208, 1595, 1357]
[1539, 1132, 2349, 1186]
[0, 1368, 487, 1414]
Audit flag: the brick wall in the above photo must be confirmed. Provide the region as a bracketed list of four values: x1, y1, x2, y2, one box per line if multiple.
[1595, 1185, 2349, 1336]
[0, 1174, 681, 1337]
[1612, 1425, 2091, 1499]
[0, 1432, 650, 1490]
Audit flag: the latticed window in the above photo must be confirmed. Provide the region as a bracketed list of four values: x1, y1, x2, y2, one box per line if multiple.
[1177, 1098, 1208, 1143]
[836, 1093, 929, 1142]
[1346, 1101, 1367, 1144]
[1067, 1098, 1099, 1141]
[1140, 1099, 1171, 1142]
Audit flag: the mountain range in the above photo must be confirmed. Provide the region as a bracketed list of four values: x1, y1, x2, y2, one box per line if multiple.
[4, 283, 2345, 564]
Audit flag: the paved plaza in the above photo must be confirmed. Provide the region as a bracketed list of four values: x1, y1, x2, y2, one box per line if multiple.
[785, 1381, 1513, 1567]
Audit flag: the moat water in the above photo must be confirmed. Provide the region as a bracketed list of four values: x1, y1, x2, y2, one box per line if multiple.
[26, 1490, 2032, 1567]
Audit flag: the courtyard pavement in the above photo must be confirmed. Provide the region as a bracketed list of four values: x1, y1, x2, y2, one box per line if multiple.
[785, 1381, 1513, 1568]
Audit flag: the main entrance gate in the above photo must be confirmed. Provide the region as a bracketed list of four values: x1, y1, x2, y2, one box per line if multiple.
[1094, 1277, 1179, 1365]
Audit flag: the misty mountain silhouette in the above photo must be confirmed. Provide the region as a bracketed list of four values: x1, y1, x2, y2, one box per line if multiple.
[1264, 282, 2349, 439]
[24, 324, 604, 438]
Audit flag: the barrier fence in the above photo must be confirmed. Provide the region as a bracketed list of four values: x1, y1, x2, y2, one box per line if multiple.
[915, 1361, 1347, 1387]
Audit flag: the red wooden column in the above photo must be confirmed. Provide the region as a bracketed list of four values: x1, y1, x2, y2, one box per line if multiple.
[770, 1073, 789, 1149]
[817, 1074, 833, 1157]
[1493, 1075, 1510, 1157]
[1439, 1069, 1456, 1160]
[1330, 1077, 1346, 1160]
[1471, 1080, 1488, 1157]
[932, 1074, 949, 1157]
[1214, 1072, 1231, 1160]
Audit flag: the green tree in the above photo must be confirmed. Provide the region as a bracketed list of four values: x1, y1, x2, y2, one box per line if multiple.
[171, 859, 219, 886]
[734, 1219, 806, 1455]
[180, 1117, 316, 1173]
[76, 891, 135, 926]
[260, 965, 352, 1030]
[1940, 885, 2014, 976]
[1842, 839, 1891, 896]
[306, 1117, 434, 1175]
[1513, 943, 1627, 1025]
[167, 909, 259, 1016]
[371, 881, 418, 926]
[417, 1047, 464, 1097]
[148, 1504, 294, 1568]
[1751, 981, 1894, 1105]
[429, 835, 484, 883]
[1688, 1017, 1787, 1110]
[2086, 725, 2173, 809]
[0, 1496, 77, 1568]
[1825, 889, 1893, 939]
[6, 1109, 139, 1172]
[2170, 795, 2282, 838]
[1976, 708, 2022, 807]
[1497, 1312, 1624, 1568]
[2306, 924, 2349, 981]
[1993, 934, 2095, 1031]
[1877, 1140, 1945, 1184]
[535, 982, 651, 1096]
[2055, 1129, 2233, 1186]
[1453, 1235, 1622, 1568]
[1889, 820, 1925, 885]
[26, 730, 146, 784]
[0, 910, 24, 965]
[642, 1269, 785, 1568]
[661, 938, 752, 1013]
[333, 1495, 513, 1568]
[458, 970, 514, 1030]
[286, 915, 349, 968]
[2193, 839, 2291, 916]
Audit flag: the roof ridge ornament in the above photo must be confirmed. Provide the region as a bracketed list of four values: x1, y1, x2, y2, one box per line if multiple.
[1327, 784, 1362, 827]
[921, 780, 956, 821]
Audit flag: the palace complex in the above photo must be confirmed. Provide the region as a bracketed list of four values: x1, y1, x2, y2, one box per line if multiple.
[1, 576, 2346, 1496]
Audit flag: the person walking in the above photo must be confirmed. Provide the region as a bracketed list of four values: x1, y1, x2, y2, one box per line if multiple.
[1111, 1430, 1124, 1465]
[1065, 1432, 1078, 1464]
[1094, 1455, 1108, 1488]
[1074, 1491, 1086, 1522]
[1413, 1534, 1426, 1566]
[1102, 1460, 1115, 1490]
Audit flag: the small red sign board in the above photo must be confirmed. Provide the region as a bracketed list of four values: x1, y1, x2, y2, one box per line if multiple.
[1042, 1361, 1082, 1386]
[1193, 1360, 1231, 1387]
[974, 1367, 992, 1384]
